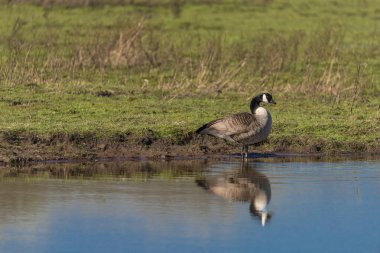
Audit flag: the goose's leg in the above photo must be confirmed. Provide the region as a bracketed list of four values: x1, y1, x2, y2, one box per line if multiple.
[244, 145, 249, 159]
[241, 145, 248, 160]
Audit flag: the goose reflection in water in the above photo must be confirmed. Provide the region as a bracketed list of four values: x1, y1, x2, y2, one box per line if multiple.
[196, 162, 272, 226]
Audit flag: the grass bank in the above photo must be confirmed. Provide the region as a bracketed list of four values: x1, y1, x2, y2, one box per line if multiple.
[0, 0, 379, 163]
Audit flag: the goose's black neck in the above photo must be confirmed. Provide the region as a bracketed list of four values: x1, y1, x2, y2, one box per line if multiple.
[250, 95, 261, 114]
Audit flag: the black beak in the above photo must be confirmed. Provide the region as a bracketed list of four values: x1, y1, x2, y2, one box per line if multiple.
[271, 99, 276, 104]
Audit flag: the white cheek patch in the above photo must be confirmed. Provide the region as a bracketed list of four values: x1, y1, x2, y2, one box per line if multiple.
[262, 94, 268, 103]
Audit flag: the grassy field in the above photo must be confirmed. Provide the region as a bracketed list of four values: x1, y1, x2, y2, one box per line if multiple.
[0, 0, 379, 162]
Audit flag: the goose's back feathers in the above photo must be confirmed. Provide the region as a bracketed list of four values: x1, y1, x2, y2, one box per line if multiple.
[196, 111, 271, 144]
[197, 112, 255, 133]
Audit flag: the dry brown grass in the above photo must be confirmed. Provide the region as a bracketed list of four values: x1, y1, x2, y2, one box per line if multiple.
[0, 12, 374, 100]
[4, 0, 222, 8]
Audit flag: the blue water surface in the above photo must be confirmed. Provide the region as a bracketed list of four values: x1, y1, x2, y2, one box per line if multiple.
[0, 159, 379, 253]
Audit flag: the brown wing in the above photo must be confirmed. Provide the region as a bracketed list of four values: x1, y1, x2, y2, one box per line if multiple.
[228, 113, 262, 142]
[197, 113, 261, 142]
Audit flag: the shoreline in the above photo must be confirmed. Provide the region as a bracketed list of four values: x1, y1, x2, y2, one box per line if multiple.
[1, 151, 379, 168]
[1, 133, 379, 166]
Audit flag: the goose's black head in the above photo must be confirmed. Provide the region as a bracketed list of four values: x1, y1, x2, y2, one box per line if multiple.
[250, 93, 276, 112]
[260, 93, 276, 104]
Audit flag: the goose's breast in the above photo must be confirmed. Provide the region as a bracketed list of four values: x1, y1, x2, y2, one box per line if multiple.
[244, 110, 272, 144]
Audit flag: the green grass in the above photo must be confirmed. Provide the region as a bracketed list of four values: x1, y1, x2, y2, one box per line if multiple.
[0, 0, 379, 158]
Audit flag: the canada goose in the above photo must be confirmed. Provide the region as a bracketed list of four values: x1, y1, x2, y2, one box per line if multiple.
[196, 93, 276, 159]
[196, 162, 272, 226]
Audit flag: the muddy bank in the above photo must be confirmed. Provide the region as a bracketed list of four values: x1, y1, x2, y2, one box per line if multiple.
[0, 131, 379, 165]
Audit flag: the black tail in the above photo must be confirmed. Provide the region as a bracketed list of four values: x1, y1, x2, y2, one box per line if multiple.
[196, 123, 209, 134]
[195, 178, 209, 189]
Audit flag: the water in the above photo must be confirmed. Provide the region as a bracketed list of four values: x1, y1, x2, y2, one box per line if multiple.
[0, 158, 380, 253]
